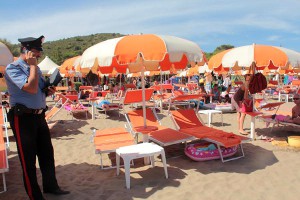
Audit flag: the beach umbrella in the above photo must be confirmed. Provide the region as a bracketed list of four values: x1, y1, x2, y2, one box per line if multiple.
[0, 42, 14, 73]
[177, 70, 188, 77]
[198, 63, 211, 74]
[208, 44, 300, 71]
[60, 56, 82, 77]
[213, 65, 230, 74]
[79, 34, 203, 126]
[187, 66, 199, 76]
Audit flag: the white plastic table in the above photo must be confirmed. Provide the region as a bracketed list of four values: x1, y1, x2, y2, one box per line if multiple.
[198, 110, 223, 127]
[116, 142, 168, 189]
[245, 111, 262, 140]
[278, 92, 292, 103]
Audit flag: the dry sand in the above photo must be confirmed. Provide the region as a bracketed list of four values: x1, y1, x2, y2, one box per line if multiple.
[2, 98, 300, 200]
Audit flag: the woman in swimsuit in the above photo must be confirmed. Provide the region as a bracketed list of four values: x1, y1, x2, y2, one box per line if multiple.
[231, 74, 251, 135]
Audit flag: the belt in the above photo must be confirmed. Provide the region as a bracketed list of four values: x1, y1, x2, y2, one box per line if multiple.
[11, 107, 47, 115]
[25, 108, 45, 114]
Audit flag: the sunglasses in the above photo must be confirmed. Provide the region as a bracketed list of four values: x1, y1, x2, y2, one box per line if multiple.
[293, 98, 300, 100]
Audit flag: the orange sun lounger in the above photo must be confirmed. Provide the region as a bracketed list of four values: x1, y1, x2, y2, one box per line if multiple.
[125, 108, 194, 147]
[45, 98, 67, 129]
[253, 98, 287, 133]
[0, 127, 8, 193]
[91, 127, 136, 169]
[169, 109, 247, 162]
[168, 94, 204, 111]
[0, 106, 9, 150]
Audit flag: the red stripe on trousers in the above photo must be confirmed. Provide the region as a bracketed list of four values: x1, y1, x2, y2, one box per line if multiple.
[14, 115, 34, 199]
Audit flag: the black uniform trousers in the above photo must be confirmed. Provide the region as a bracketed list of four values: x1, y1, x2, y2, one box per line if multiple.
[8, 110, 59, 200]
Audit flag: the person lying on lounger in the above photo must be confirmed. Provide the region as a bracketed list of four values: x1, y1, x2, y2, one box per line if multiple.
[95, 92, 110, 110]
[69, 101, 86, 110]
[292, 94, 300, 120]
[70, 103, 81, 109]
[285, 94, 300, 124]
[270, 94, 300, 124]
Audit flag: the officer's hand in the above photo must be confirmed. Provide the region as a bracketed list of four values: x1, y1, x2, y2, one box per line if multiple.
[47, 86, 56, 96]
[26, 51, 37, 66]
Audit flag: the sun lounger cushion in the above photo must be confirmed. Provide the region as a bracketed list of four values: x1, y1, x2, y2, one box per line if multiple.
[126, 109, 193, 146]
[0, 127, 8, 192]
[93, 128, 135, 153]
[0, 134, 8, 171]
[149, 128, 193, 145]
[179, 127, 241, 148]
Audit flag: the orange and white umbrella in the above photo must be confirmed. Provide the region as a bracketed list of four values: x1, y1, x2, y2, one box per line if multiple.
[60, 56, 81, 77]
[208, 44, 300, 71]
[79, 34, 204, 126]
[187, 66, 199, 76]
[79, 34, 203, 73]
[0, 42, 14, 73]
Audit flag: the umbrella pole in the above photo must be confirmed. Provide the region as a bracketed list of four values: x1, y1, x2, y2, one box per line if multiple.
[160, 70, 163, 84]
[160, 70, 163, 93]
[141, 67, 147, 128]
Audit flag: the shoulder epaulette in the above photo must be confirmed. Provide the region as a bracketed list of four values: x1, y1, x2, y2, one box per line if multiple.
[10, 60, 20, 66]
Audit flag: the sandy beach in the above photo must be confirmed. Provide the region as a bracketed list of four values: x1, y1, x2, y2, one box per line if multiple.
[2, 98, 300, 200]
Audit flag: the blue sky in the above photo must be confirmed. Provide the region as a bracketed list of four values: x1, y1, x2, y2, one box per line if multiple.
[1, 0, 300, 53]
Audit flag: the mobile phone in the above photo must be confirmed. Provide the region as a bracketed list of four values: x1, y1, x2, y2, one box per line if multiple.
[22, 48, 29, 54]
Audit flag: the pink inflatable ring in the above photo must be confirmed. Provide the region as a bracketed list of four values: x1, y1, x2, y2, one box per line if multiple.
[185, 142, 238, 161]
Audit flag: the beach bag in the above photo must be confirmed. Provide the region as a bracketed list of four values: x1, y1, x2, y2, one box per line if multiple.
[248, 63, 267, 94]
[239, 99, 253, 113]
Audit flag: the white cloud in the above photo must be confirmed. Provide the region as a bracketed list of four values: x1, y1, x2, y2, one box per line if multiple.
[1, 0, 300, 52]
[267, 35, 281, 41]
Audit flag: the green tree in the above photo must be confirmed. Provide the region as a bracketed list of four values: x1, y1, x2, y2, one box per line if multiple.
[213, 44, 234, 54]
[205, 44, 234, 60]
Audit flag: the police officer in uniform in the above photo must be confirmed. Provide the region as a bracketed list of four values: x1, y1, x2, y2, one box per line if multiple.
[5, 36, 69, 200]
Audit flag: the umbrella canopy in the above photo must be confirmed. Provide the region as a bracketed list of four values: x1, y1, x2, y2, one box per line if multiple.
[0, 42, 14, 73]
[79, 34, 203, 73]
[198, 63, 211, 74]
[208, 44, 300, 70]
[79, 34, 204, 126]
[0, 42, 13, 66]
[177, 70, 188, 77]
[60, 56, 81, 75]
[187, 66, 199, 76]
[38, 56, 59, 74]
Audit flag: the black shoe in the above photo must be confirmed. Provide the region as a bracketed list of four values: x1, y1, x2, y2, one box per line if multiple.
[44, 188, 70, 195]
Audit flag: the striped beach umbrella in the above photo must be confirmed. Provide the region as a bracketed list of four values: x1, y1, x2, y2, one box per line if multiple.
[79, 34, 203, 73]
[208, 44, 300, 71]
